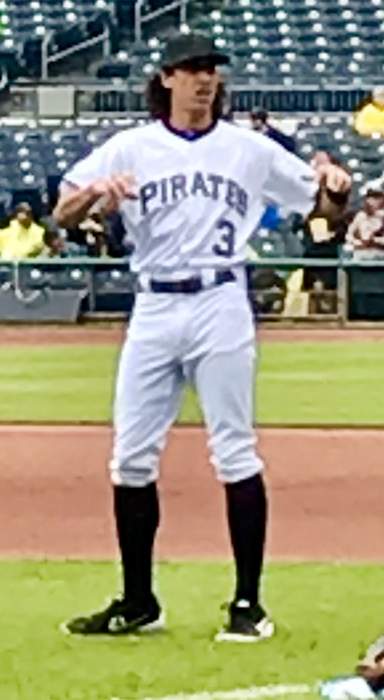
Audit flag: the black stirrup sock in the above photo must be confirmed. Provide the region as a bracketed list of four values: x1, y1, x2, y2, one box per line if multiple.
[113, 482, 160, 606]
[225, 473, 267, 606]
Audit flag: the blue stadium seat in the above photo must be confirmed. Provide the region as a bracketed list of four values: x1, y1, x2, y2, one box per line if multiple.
[19, 264, 90, 291]
[103, 0, 384, 85]
[0, 0, 115, 76]
[93, 265, 135, 312]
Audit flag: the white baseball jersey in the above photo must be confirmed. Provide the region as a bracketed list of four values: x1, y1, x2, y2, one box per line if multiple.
[64, 119, 321, 488]
[64, 119, 318, 274]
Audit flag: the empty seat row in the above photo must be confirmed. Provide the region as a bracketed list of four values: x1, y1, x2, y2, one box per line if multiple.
[108, 0, 384, 84]
[0, 0, 113, 52]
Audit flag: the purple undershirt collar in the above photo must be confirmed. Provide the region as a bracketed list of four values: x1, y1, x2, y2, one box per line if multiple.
[162, 118, 218, 141]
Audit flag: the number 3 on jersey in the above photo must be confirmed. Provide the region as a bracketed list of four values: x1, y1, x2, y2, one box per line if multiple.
[212, 219, 236, 258]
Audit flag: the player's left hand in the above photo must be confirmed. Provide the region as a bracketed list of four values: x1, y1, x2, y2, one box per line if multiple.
[313, 163, 352, 193]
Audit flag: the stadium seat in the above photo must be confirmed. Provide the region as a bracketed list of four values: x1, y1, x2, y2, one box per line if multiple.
[19, 264, 91, 291]
[93, 265, 135, 312]
[0, 0, 383, 222]
[98, 0, 384, 86]
[0, 0, 115, 79]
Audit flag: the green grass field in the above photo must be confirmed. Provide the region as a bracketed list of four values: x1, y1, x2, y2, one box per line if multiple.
[2, 338, 384, 699]
[1, 561, 384, 700]
[2, 339, 384, 424]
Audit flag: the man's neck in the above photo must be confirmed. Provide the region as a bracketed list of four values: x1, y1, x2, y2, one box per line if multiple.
[169, 108, 213, 132]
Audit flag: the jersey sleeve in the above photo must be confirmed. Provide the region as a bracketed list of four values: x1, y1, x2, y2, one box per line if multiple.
[262, 140, 318, 217]
[62, 133, 127, 190]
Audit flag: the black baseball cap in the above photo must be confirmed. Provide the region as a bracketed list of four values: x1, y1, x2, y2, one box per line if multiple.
[161, 31, 229, 68]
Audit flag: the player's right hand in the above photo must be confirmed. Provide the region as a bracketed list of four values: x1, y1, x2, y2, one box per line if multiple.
[87, 174, 138, 215]
[313, 163, 352, 194]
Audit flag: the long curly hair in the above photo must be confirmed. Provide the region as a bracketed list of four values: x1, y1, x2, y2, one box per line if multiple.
[146, 71, 226, 120]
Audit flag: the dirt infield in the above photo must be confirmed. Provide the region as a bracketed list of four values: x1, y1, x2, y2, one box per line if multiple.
[2, 324, 384, 345]
[2, 325, 383, 562]
[1, 425, 383, 562]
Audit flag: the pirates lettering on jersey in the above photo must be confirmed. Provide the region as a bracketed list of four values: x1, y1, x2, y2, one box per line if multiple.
[140, 171, 248, 218]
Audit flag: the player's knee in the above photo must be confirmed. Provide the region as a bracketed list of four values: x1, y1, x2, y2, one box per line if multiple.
[216, 461, 263, 484]
[109, 456, 157, 487]
[211, 445, 264, 483]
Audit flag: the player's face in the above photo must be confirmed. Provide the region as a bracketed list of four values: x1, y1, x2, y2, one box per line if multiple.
[162, 58, 221, 115]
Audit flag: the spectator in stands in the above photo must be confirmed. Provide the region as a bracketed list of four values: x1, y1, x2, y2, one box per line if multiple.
[354, 87, 384, 136]
[64, 211, 132, 258]
[362, 173, 384, 194]
[106, 211, 135, 258]
[41, 228, 86, 258]
[0, 202, 45, 260]
[250, 108, 296, 153]
[251, 109, 296, 244]
[78, 211, 108, 256]
[248, 266, 287, 315]
[344, 189, 384, 259]
[300, 213, 346, 289]
[300, 151, 351, 311]
[258, 202, 282, 232]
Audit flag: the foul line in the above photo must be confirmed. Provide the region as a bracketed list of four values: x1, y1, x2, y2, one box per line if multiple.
[111, 682, 316, 700]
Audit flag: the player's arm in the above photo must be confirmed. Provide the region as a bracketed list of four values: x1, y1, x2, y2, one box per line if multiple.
[53, 132, 138, 229]
[53, 182, 99, 229]
[53, 175, 137, 229]
[261, 140, 351, 224]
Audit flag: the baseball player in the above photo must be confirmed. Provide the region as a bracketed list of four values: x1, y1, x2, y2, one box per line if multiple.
[358, 636, 384, 696]
[320, 635, 384, 698]
[54, 32, 351, 641]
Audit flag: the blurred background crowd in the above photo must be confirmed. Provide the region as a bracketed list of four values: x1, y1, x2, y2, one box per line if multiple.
[2, 97, 384, 267]
[1, 0, 384, 319]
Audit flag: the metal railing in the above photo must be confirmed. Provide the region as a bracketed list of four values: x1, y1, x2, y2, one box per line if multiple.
[1, 257, 384, 324]
[6, 83, 373, 118]
[228, 85, 370, 113]
[134, 0, 189, 42]
[40, 20, 112, 80]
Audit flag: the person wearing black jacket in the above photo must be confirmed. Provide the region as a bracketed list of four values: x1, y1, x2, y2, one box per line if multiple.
[250, 108, 297, 154]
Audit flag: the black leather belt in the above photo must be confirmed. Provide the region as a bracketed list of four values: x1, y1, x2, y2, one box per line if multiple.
[139, 269, 235, 294]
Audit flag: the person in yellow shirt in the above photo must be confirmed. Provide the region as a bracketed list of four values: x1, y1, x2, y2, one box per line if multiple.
[0, 202, 45, 259]
[354, 86, 384, 136]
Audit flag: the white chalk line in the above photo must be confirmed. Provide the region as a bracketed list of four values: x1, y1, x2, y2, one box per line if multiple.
[111, 681, 317, 700]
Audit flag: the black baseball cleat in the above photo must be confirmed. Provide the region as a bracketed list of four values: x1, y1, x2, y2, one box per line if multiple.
[215, 599, 275, 643]
[61, 594, 165, 636]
